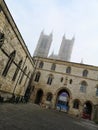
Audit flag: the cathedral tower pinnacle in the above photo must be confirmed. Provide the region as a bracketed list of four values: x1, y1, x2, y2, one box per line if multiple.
[33, 31, 52, 57]
[58, 35, 74, 61]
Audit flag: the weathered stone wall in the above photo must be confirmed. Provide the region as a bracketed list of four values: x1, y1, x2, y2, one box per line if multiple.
[31, 57, 98, 119]
[0, 1, 34, 99]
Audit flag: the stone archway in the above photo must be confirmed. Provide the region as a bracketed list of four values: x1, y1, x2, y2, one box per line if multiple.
[35, 89, 43, 104]
[82, 101, 93, 120]
[55, 88, 71, 112]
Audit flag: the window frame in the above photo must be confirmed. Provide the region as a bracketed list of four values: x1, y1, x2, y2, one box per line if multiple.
[83, 69, 88, 77]
[80, 81, 87, 93]
[66, 66, 71, 74]
[96, 87, 98, 96]
[39, 61, 44, 68]
[51, 63, 56, 71]
[73, 99, 79, 109]
[34, 72, 41, 82]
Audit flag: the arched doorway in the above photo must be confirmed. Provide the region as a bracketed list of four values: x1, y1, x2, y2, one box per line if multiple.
[56, 89, 70, 112]
[35, 89, 43, 104]
[82, 101, 92, 120]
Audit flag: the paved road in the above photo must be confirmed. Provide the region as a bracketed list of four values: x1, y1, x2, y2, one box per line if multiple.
[0, 103, 98, 130]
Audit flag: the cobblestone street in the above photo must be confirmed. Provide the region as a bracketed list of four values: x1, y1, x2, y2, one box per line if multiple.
[0, 103, 98, 130]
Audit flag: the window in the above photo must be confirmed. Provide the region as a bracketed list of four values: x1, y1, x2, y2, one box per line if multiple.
[2, 50, 16, 77]
[80, 81, 87, 93]
[69, 79, 73, 84]
[34, 72, 41, 82]
[39, 61, 44, 68]
[61, 77, 63, 82]
[19, 66, 27, 84]
[83, 70, 88, 77]
[0, 32, 4, 48]
[12, 60, 22, 81]
[51, 63, 56, 71]
[73, 99, 79, 109]
[66, 67, 71, 74]
[47, 74, 53, 85]
[96, 88, 98, 96]
[24, 71, 30, 86]
[46, 92, 53, 101]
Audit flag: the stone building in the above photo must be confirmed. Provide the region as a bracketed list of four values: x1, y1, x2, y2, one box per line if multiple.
[58, 35, 74, 61]
[0, 0, 98, 121]
[34, 31, 74, 62]
[33, 30, 53, 58]
[0, 0, 34, 100]
[31, 56, 98, 120]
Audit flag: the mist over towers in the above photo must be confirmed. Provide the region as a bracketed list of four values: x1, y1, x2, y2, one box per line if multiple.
[33, 30, 74, 61]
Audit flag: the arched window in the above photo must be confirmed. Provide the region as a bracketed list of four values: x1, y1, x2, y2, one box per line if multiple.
[80, 81, 87, 93]
[39, 61, 44, 68]
[47, 74, 53, 85]
[73, 99, 79, 109]
[66, 67, 71, 74]
[83, 69, 88, 77]
[19, 66, 27, 84]
[46, 92, 53, 101]
[96, 87, 98, 96]
[51, 63, 56, 71]
[34, 72, 41, 82]
[0, 32, 4, 48]
[12, 60, 22, 81]
[2, 50, 16, 77]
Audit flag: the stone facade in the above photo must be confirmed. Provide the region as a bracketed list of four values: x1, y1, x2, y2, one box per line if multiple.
[31, 57, 98, 120]
[58, 35, 74, 61]
[34, 31, 74, 62]
[0, 0, 98, 121]
[0, 0, 34, 100]
[33, 30, 52, 58]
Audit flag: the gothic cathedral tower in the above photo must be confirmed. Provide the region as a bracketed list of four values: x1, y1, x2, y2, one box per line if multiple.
[58, 35, 74, 61]
[33, 30, 52, 58]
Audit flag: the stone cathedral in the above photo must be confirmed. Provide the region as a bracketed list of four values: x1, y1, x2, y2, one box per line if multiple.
[0, 0, 98, 121]
[33, 30, 74, 61]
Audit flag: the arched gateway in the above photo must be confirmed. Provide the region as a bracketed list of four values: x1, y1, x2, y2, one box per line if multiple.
[82, 101, 93, 120]
[35, 89, 43, 104]
[56, 88, 71, 112]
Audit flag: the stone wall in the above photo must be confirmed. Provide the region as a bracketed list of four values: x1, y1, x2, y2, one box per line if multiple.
[0, 0, 34, 99]
[31, 57, 98, 119]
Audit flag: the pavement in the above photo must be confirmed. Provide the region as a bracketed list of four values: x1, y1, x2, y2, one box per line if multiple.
[0, 103, 98, 130]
